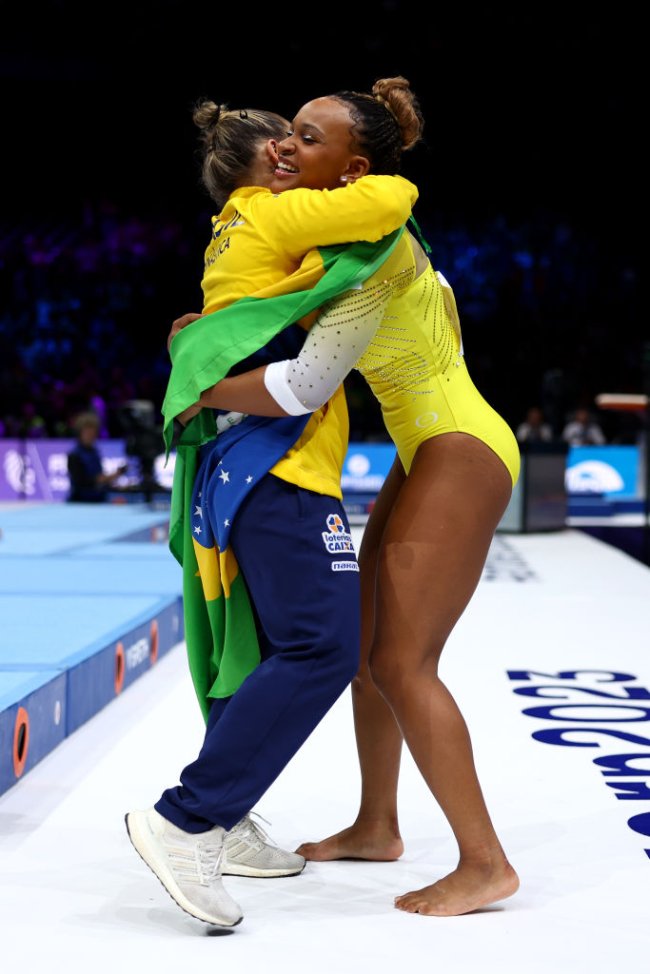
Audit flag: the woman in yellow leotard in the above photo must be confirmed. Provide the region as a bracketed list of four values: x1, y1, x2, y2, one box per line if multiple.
[178, 77, 521, 918]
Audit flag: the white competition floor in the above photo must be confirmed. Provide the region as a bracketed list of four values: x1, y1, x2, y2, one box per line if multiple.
[2, 527, 650, 972]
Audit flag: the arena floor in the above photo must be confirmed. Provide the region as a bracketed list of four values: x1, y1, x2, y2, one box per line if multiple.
[1, 523, 649, 972]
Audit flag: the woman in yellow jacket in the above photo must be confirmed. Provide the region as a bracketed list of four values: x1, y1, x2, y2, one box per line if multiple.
[126, 99, 419, 929]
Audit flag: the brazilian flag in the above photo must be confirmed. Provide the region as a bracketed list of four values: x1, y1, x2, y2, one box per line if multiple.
[163, 229, 403, 721]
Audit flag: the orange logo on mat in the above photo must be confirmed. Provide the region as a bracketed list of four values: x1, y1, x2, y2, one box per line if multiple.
[150, 620, 159, 665]
[115, 642, 125, 695]
[13, 706, 29, 778]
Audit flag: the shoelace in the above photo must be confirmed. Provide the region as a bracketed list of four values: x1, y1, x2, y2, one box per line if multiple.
[195, 840, 225, 883]
[232, 812, 276, 851]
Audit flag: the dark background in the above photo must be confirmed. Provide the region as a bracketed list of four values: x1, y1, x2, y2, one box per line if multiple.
[0, 2, 644, 442]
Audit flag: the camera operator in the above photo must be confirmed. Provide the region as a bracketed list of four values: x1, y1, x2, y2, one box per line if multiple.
[67, 411, 127, 502]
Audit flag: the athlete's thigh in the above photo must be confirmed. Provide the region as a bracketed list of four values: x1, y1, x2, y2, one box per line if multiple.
[359, 454, 406, 565]
[358, 455, 406, 664]
[372, 433, 512, 664]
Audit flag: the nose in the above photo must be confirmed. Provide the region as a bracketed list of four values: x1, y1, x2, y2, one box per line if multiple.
[277, 132, 295, 156]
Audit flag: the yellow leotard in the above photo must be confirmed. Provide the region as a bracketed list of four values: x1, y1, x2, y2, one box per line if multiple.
[315, 232, 521, 484]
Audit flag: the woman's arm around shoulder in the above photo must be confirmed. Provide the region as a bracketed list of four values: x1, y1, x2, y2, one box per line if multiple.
[258, 175, 419, 257]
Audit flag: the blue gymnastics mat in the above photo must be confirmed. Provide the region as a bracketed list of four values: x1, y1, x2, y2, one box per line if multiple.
[0, 502, 184, 796]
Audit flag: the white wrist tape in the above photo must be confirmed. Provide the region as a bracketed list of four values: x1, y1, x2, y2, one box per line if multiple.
[264, 360, 313, 415]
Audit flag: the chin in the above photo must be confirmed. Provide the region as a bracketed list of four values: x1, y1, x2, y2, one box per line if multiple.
[269, 176, 296, 193]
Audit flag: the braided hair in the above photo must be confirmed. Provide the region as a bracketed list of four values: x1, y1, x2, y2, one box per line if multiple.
[331, 76, 424, 174]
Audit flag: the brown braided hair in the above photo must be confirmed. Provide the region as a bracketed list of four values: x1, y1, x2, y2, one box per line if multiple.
[330, 76, 424, 174]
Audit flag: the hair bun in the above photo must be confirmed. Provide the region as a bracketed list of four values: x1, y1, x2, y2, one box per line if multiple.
[372, 76, 423, 151]
[192, 100, 224, 132]
[372, 76, 411, 99]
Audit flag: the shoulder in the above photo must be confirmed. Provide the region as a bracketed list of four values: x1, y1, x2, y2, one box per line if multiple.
[228, 186, 273, 208]
[216, 187, 272, 223]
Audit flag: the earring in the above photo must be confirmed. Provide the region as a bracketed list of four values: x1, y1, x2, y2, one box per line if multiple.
[340, 176, 348, 183]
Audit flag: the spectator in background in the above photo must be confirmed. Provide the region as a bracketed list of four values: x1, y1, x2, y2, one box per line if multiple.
[18, 401, 48, 439]
[515, 406, 554, 443]
[561, 406, 607, 446]
[67, 411, 126, 502]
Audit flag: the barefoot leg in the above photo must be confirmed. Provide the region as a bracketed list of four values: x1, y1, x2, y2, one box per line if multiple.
[297, 458, 406, 862]
[369, 435, 519, 915]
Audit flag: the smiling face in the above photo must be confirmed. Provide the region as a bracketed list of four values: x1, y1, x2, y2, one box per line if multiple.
[269, 97, 371, 192]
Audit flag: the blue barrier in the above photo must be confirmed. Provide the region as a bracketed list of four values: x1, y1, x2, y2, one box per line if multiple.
[0, 439, 643, 504]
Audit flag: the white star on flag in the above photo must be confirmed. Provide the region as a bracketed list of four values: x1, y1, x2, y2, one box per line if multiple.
[224, 519, 230, 527]
[194, 506, 202, 517]
[245, 475, 253, 483]
[193, 525, 202, 535]
[219, 470, 230, 484]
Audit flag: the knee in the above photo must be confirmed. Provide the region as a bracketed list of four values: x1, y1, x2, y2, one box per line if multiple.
[367, 644, 401, 700]
[351, 662, 374, 697]
[368, 643, 439, 701]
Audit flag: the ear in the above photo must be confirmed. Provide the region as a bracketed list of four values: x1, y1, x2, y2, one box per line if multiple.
[265, 139, 279, 166]
[342, 154, 371, 182]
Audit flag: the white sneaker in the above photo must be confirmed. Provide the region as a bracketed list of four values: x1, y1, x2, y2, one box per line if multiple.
[125, 807, 243, 927]
[223, 813, 306, 878]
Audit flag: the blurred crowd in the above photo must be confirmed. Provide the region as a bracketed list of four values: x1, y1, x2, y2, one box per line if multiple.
[0, 200, 643, 446]
[0, 201, 197, 441]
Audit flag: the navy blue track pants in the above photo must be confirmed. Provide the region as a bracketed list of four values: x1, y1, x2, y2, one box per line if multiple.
[156, 473, 360, 832]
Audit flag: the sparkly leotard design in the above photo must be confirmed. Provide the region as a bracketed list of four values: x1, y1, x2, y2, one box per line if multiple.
[281, 232, 520, 483]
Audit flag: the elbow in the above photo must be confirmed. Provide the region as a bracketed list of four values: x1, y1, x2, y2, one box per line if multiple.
[292, 391, 329, 412]
[264, 361, 314, 416]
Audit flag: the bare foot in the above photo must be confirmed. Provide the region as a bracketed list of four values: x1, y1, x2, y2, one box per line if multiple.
[296, 824, 404, 862]
[394, 860, 519, 916]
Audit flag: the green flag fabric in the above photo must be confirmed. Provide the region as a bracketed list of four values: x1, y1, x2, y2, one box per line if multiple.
[163, 230, 404, 719]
